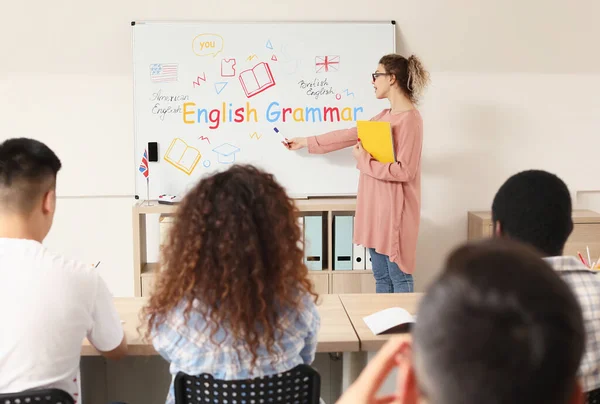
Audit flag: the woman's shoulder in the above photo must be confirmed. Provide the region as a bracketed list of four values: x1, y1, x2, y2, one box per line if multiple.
[370, 109, 390, 121]
[391, 109, 423, 129]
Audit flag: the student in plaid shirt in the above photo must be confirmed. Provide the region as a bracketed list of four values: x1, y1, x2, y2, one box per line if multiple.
[141, 165, 320, 404]
[492, 170, 600, 402]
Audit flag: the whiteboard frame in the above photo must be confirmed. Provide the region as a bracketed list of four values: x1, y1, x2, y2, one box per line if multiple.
[132, 20, 397, 26]
[131, 20, 397, 199]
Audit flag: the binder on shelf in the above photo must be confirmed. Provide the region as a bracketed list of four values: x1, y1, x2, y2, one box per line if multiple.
[297, 216, 305, 250]
[366, 249, 373, 270]
[353, 244, 366, 270]
[304, 215, 323, 271]
[334, 215, 353, 270]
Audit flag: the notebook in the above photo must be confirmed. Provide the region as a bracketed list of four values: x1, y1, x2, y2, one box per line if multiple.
[363, 307, 415, 335]
[356, 121, 395, 163]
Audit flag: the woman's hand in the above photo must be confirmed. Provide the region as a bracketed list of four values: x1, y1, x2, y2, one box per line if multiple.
[283, 137, 308, 150]
[353, 140, 366, 161]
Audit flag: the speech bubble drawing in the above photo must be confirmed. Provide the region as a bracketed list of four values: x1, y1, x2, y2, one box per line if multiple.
[192, 34, 224, 57]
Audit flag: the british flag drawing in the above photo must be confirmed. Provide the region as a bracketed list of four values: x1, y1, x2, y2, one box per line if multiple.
[315, 56, 340, 73]
[139, 149, 149, 178]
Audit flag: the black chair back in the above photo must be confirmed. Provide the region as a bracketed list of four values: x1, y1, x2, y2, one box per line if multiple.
[174, 364, 321, 404]
[0, 388, 74, 404]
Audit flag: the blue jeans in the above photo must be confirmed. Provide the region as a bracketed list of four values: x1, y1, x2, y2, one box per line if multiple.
[368, 248, 414, 293]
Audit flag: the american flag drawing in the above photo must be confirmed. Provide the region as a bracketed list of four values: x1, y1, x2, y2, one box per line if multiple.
[139, 149, 149, 178]
[149, 63, 179, 83]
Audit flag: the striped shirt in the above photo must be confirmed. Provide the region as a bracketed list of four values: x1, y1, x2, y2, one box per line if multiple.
[151, 293, 320, 404]
[545, 256, 600, 392]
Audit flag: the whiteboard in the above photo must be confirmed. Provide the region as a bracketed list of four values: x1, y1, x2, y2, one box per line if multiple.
[133, 21, 395, 198]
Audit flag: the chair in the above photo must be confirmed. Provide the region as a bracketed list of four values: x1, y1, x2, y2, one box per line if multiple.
[587, 388, 600, 404]
[0, 388, 74, 404]
[174, 364, 321, 404]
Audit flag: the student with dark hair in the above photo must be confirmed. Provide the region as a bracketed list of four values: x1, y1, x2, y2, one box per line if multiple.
[492, 169, 600, 401]
[337, 238, 585, 404]
[286, 54, 430, 293]
[491, 169, 573, 256]
[0, 138, 127, 400]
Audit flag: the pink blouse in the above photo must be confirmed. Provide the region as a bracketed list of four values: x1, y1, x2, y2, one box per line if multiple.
[307, 109, 423, 274]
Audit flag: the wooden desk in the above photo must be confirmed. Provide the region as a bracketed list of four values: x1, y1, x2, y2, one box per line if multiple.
[82, 295, 359, 355]
[315, 294, 360, 352]
[339, 293, 423, 351]
[81, 298, 150, 356]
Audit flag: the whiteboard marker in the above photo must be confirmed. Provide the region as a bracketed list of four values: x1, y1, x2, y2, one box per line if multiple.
[274, 127, 289, 145]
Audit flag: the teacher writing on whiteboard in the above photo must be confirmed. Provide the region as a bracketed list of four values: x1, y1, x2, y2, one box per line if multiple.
[285, 54, 429, 293]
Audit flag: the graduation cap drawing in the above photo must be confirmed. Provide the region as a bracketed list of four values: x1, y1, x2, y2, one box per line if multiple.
[212, 143, 240, 164]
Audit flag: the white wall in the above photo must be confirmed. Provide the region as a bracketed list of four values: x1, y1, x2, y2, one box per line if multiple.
[2, 0, 600, 294]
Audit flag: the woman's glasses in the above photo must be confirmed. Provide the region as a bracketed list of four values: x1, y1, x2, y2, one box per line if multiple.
[372, 72, 389, 82]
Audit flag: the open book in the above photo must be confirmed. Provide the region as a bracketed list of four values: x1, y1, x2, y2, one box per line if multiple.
[239, 62, 276, 98]
[363, 307, 415, 335]
[164, 138, 202, 175]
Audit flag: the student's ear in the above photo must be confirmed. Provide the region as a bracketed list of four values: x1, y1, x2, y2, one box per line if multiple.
[493, 221, 502, 237]
[42, 188, 56, 216]
[567, 218, 574, 238]
[396, 342, 419, 404]
[569, 380, 585, 404]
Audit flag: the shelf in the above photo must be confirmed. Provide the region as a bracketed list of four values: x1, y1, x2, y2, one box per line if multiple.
[142, 264, 371, 276]
[468, 209, 600, 223]
[134, 197, 357, 215]
[294, 198, 357, 212]
[133, 197, 375, 296]
[134, 202, 177, 215]
[141, 262, 159, 276]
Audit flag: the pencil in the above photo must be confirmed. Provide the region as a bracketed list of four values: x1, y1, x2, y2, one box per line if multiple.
[587, 246, 592, 269]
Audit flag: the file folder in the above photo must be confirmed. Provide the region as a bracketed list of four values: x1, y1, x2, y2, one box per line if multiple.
[366, 249, 373, 270]
[334, 215, 353, 270]
[297, 216, 305, 250]
[353, 244, 366, 270]
[357, 120, 396, 163]
[304, 215, 323, 270]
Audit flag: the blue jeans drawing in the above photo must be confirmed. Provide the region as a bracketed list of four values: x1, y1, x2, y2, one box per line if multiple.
[368, 248, 414, 293]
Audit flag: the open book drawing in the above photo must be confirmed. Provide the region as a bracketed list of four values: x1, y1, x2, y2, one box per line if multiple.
[363, 307, 415, 335]
[164, 138, 202, 175]
[239, 62, 276, 98]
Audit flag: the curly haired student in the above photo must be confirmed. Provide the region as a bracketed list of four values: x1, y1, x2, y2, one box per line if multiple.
[141, 164, 320, 404]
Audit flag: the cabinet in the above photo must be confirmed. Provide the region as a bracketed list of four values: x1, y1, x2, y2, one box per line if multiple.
[133, 198, 375, 297]
[467, 210, 600, 259]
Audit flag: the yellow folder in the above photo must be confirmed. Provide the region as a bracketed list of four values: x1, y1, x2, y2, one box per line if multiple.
[356, 121, 395, 163]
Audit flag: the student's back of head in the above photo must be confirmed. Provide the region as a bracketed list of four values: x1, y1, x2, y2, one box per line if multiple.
[0, 137, 62, 241]
[144, 164, 317, 367]
[491, 169, 573, 256]
[413, 238, 584, 404]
